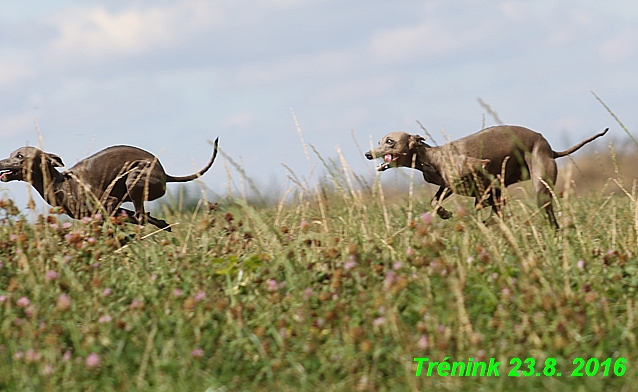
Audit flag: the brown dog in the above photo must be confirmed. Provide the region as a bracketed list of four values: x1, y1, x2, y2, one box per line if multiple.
[0, 139, 218, 231]
[365, 126, 608, 229]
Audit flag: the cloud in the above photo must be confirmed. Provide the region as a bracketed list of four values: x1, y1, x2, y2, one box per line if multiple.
[0, 113, 35, 139]
[600, 28, 638, 63]
[545, 11, 603, 47]
[369, 18, 495, 62]
[0, 59, 35, 86]
[233, 51, 358, 86]
[314, 75, 397, 105]
[549, 115, 584, 132]
[222, 112, 255, 129]
[46, 2, 224, 62]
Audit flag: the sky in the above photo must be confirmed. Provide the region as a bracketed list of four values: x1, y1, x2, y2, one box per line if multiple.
[0, 0, 637, 210]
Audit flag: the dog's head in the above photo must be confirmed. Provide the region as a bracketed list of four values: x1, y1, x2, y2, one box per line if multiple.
[365, 132, 428, 171]
[0, 147, 64, 183]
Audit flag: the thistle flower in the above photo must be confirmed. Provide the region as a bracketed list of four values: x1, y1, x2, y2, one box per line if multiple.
[25, 348, 41, 363]
[45, 270, 58, 281]
[420, 212, 433, 225]
[266, 279, 279, 292]
[300, 220, 310, 232]
[193, 291, 206, 302]
[16, 297, 30, 308]
[417, 334, 429, 349]
[85, 353, 100, 368]
[191, 348, 204, 358]
[57, 293, 71, 311]
[98, 315, 112, 324]
[344, 255, 356, 270]
[303, 288, 312, 299]
[373, 317, 386, 327]
[41, 363, 54, 376]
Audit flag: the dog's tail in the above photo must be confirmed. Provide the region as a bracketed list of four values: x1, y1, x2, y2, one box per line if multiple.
[166, 138, 219, 182]
[553, 128, 609, 158]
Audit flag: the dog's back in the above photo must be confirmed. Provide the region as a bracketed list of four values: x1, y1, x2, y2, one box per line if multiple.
[446, 125, 552, 185]
[65, 145, 167, 199]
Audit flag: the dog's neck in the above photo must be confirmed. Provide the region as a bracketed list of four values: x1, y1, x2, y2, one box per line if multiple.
[25, 165, 74, 214]
[412, 145, 447, 186]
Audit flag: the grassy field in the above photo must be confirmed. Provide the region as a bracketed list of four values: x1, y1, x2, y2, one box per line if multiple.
[1, 141, 638, 392]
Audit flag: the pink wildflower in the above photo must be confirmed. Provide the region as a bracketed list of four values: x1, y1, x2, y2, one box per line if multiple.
[266, 279, 279, 292]
[193, 291, 206, 302]
[98, 315, 112, 324]
[420, 212, 433, 225]
[373, 317, 386, 327]
[16, 297, 30, 308]
[85, 353, 100, 368]
[57, 293, 71, 311]
[417, 335, 429, 349]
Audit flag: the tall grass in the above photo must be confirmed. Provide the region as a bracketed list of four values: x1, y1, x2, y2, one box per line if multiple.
[1, 130, 638, 391]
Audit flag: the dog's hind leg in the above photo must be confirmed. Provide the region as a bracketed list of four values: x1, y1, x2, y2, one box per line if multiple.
[431, 186, 453, 219]
[527, 151, 559, 230]
[124, 161, 169, 229]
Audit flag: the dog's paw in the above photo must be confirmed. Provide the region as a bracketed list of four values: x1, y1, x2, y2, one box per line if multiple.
[437, 208, 452, 220]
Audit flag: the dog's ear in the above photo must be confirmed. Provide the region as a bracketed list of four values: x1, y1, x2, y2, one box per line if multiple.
[409, 134, 428, 150]
[46, 153, 64, 167]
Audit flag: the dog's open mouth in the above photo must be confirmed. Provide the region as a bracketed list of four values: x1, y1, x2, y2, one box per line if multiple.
[377, 154, 398, 171]
[0, 169, 19, 182]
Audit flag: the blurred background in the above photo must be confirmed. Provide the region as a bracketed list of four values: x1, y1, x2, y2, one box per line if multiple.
[0, 0, 636, 212]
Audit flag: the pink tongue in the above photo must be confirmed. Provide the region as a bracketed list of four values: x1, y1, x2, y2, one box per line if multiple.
[384, 154, 392, 163]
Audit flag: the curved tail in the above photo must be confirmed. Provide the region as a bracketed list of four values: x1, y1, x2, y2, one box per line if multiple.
[553, 128, 608, 158]
[166, 138, 219, 182]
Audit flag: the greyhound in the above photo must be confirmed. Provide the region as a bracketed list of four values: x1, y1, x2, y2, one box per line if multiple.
[365, 126, 608, 229]
[0, 139, 219, 231]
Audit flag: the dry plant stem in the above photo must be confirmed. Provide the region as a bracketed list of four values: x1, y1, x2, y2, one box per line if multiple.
[336, 146, 360, 205]
[450, 277, 473, 352]
[477, 98, 504, 125]
[625, 299, 636, 345]
[407, 153, 417, 227]
[497, 220, 524, 261]
[219, 149, 261, 201]
[291, 108, 312, 170]
[223, 157, 234, 202]
[274, 182, 295, 228]
[314, 182, 329, 233]
[592, 90, 638, 147]
[136, 321, 158, 389]
[181, 199, 204, 254]
[375, 175, 391, 233]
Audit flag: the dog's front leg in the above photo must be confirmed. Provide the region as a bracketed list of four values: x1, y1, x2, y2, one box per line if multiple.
[431, 186, 453, 219]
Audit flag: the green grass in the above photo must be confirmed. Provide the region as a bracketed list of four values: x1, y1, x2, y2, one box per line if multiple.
[1, 163, 638, 391]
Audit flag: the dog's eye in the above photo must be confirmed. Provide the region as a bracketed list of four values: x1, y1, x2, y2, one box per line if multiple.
[386, 138, 393, 145]
[16, 153, 23, 159]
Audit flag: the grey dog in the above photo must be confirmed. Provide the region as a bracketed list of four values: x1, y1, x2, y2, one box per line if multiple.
[0, 139, 218, 231]
[365, 126, 608, 229]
